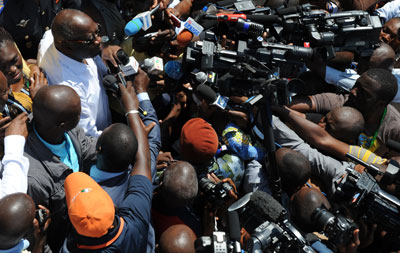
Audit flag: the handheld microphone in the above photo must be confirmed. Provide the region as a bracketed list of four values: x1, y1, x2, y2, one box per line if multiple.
[102, 75, 147, 115]
[142, 57, 164, 75]
[116, 50, 139, 77]
[124, 4, 160, 36]
[176, 30, 194, 47]
[164, 61, 184, 80]
[196, 84, 229, 110]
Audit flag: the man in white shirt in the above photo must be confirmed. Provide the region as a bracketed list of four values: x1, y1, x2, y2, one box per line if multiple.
[0, 113, 30, 199]
[37, 9, 112, 137]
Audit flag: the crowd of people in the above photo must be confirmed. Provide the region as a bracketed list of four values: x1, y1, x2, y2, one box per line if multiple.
[0, 0, 399, 252]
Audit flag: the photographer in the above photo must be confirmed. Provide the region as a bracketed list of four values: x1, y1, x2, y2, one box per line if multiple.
[290, 187, 361, 253]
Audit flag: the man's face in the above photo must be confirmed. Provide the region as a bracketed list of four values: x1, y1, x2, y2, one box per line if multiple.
[379, 19, 400, 52]
[66, 21, 102, 59]
[0, 42, 23, 85]
[347, 75, 379, 115]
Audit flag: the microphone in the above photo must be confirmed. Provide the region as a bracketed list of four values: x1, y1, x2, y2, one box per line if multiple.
[228, 211, 242, 253]
[176, 29, 194, 47]
[387, 139, 400, 154]
[247, 190, 286, 223]
[116, 50, 139, 77]
[124, 4, 160, 36]
[102, 75, 147, 115]
[164, 61, 184, 80]
[142, 57, 164, 75]
[196, 84, 229, 110]
[236, 18, 264, 36]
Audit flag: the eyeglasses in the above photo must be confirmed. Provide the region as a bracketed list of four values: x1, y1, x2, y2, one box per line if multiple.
[67, 24, 109, 45]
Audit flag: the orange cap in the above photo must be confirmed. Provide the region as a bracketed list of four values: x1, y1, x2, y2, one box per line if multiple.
[65, 172, 115, 238]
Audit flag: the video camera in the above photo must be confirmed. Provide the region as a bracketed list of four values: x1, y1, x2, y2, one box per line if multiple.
[333, 154, 400, 233]
[228, 191, 316, 253]
[276, 10, 382, 58]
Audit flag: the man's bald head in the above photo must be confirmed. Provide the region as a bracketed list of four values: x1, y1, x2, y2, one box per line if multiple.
[369, 43, 395, 70]
[160, 161, 198, 208]
[0, 193, 36, 249]
[322, 106, 365, 144]
[52, 9, 102, 61]
[33, 85, 81, 132]
[290, 187, 331, 233]
[52, 9, 94, 41]
[158, 224, 196, 253]
[275, 148, 311, 195]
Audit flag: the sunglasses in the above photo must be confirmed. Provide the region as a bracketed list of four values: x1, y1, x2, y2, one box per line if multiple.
[67, 24, 109, 45]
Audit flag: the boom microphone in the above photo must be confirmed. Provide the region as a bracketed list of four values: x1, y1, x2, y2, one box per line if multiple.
[248, 190, 286, 223]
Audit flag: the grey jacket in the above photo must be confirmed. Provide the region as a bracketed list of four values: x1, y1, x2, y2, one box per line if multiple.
[25, 126, 97, 252]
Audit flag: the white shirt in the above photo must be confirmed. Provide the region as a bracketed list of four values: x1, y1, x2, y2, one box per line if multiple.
[0, 135, 29, 199]
[38, 30, 112, 137]
[376, 0, 400, 23]
[325, 66, 400, 103]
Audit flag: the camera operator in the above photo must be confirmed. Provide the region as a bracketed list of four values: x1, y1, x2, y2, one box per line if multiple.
[290, 68, 400, 158]
[290, 187, 361, 253]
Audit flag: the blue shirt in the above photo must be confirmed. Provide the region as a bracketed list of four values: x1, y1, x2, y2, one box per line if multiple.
[34, 127, 79, 172]
[0, 240, 29, 253]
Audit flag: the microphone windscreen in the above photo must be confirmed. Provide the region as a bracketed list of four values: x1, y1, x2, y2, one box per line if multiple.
[177, 30, 194, 47]
[196, 84, 217, 104]
[116, 50, 130, 65]
[248, 190, 286, 223]
[228, 211, 241, 242]
[164, 61, 184, 80]
[124, 18, 143, 36]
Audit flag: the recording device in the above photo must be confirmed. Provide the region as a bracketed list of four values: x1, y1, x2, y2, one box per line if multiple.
[195, 231, 230, 253]
[142, 56, 164, 75]
[311, 207, 357, 247]
[124, 4, 160, 36]
[36, 209, 48, 231]
[116, 50, 139, 77]
[199, 177, 234, 208]
[228, 191, 315, 252]
[334, 157, 400, 233]
[196, 84, 229, 110]
[346, 153, 400, 185]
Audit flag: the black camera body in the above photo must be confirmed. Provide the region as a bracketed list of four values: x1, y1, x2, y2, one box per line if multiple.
[311, 207, 357, 246]
[334, 167, 400, 233]
[199, 178, 234, 207]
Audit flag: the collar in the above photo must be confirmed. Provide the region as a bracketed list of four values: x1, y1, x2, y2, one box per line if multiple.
[0, 240, 29, 253]
[90, 165, 126, 183]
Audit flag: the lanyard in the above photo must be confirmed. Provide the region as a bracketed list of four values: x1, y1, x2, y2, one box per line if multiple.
[365, 107, 387, 149]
